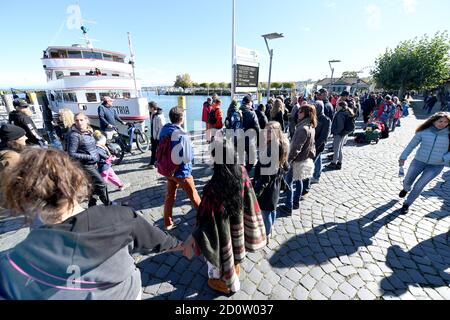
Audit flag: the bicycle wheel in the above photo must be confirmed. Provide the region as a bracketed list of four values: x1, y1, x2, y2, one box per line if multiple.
[136, 131, 150, 153]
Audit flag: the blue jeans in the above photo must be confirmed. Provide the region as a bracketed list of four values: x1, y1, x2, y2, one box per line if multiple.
[313, 152, 323, 180]
[262, 210, 277, 236]
[284, 167, 302, 209]
[403, 159, 444, 206]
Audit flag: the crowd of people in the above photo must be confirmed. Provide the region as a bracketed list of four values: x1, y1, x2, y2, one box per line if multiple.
[0, 89, 449, 299]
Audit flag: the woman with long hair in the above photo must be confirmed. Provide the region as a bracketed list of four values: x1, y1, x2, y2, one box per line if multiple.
[0, 148, 187, 300]
[184, 140, 266, 295]
[270, 98, 285, 132]
[253, 121, 289, 240]
[398, 112, 450, 214]
[281, 104, 317, 215]
[54, 108, 75, 151]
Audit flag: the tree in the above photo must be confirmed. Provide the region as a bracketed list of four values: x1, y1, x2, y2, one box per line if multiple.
[174, 73, 193, 90]
[271, 82, 282, 89]
[199, 83, 209, 89]
[372, 32, 450, 96]
[341, 71, 358, 78]
[282, 82, 296, 89]
[209, 82, 219, 89]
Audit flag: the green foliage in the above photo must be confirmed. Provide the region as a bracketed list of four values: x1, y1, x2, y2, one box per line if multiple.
[271, 82, 282, 89]
[209, 82, 219, 89]
[199, 83, 209, 88]
[174, 74, 193, 89]
[372, 32, 450, 92]
[282, 82, 296, 89]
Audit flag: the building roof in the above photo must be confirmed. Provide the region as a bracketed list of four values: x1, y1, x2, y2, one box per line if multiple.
[316, 77, 370, 86]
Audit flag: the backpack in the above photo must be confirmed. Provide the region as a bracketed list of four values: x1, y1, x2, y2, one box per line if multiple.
[208, 108, 219, 125]
[156, 135, 179, 177]
[343, 113, 356, 134]
[225, 111, 242, 130]
[355, 132, 366, 144]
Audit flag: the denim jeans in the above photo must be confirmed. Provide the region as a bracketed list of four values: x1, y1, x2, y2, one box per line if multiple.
[403, 159, 444, 206]
[332, 135, 348, 164]
[262, 210, 277, 236]
[313, 152, 323, 180]
[284, 167, 302, 209]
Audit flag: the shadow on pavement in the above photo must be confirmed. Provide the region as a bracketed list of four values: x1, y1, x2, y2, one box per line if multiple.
[269, 200, 400, 268]
[380, 231, 450, 296]
[422, 171, 450, 221]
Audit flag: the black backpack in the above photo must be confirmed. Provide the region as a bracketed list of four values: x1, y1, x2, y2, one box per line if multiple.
[208, 109, 218, 125]
[343, 113, 356, 134]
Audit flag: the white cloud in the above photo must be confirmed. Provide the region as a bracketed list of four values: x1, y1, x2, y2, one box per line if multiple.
[402, 0, 417, 14]
[365, 4, 381, 31]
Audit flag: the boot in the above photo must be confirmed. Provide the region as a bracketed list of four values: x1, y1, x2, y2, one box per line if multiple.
[208, 279, 231, 295]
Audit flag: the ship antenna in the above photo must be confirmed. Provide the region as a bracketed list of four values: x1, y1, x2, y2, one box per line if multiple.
[81, 26, 94, 49]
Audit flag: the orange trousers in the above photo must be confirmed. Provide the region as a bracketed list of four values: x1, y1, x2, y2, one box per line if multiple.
[164, 176, 201, 227]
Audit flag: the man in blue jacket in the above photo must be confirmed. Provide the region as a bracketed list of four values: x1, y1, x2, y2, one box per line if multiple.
[98, 96, 126, 139]
[159, 107, 201, 231]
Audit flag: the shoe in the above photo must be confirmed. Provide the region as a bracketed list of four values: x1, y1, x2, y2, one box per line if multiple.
[293, 203, 300, 210]
[400, 204, 409, 215]
[235, 264, 241, 276]
[310, 178, 320, 185]
[336, 163, 342, 170]
[399, 190, 408, 198]
[141, 164, 155, 169]
[279, 205, 293, 216]
[208, 279, 231, 295]
[119, 183, 131, 191]
[164, 218, 182, 231]
[327, 155, 334, 160]
[326, 163, 338, 170]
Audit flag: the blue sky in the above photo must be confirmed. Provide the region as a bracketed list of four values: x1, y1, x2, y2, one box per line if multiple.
[0, 0, 449, 88]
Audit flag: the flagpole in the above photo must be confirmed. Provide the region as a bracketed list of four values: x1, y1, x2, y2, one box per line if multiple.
[231, 0, 236, 100]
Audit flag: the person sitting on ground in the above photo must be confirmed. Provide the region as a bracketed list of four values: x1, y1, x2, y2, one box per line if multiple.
[8, 99, 46, 147]
[183, 141, 267, 295]
[93, 131, 130, 192]
[0, 148, 190, 300]
[398, 112, 450, 214]
[253, 121, 289, 241]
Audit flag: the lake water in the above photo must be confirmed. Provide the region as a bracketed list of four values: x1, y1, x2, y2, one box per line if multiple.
[142, 92, 267, 132]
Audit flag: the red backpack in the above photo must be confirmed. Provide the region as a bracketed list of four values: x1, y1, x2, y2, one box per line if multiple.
[156, 136, 179, 177]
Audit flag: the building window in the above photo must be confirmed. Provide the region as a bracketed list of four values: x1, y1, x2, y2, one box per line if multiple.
[67, 50, 82, 58]
[85, 93, 98, 102]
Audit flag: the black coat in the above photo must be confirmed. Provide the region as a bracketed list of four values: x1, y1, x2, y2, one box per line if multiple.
[240, 106, 260, 133]
[255, 110, 268, 130]
[8, 111, 43, 145]
[68, 126, 100, 165]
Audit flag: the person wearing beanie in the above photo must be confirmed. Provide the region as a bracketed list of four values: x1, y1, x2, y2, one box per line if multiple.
[8, 99, 46, 146]
[0, 124, 27, 174]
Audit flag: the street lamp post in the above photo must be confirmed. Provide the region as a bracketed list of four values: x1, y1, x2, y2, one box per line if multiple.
[262, 32, 284, 99]
[328, 59, 341, 93]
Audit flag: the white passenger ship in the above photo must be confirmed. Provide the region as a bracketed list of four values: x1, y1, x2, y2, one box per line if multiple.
[42, 27, 149, 133]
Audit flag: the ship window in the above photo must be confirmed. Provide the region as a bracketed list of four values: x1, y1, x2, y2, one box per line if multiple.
[46, 71, 52, 81]
[99, 92, 113, 100]
[63, 92, 78, 102]
[55, 71, 64, 79]
[113, 56, 125, 63]
[56, 92, 63, 102]
[123, 92, 131, 99]
[112, 73, 120, 77]
[70, 72, 80, 76]
[67, 50, 82, 58]
[86, 93, 98, 102]
[50, 50, 68, 58]
[103, 54, 113, 61]
[83, 51, 103, 59]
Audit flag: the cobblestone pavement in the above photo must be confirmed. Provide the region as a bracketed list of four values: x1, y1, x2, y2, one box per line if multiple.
[1, 106, 449, 300]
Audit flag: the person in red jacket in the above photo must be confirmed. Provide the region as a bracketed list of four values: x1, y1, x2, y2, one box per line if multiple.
[208, 98, 224, 132]
[202, 98, 213, 142]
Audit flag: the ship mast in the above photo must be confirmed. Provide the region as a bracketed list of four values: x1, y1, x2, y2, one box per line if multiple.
[127, 32, 139, 98]
[81, 26, 94, 49]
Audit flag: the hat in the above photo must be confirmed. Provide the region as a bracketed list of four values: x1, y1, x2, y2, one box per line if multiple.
[0, 124, 26, 142]
[242, 96, 252, 105]
[340, 90, 350, 97]
[319, 88, 328, 94]
[13, 99, 29, 108]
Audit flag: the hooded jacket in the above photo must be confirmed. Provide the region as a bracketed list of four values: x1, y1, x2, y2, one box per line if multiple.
[240, 105, 260, 134]
[68, 126, 99, 166]
[331, 110, 352, 136]
[8, 111, 44, 145]
[150, 109, 166, 140]
[0, 206, 180, 300]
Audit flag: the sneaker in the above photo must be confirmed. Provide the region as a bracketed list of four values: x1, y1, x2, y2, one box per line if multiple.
[141, 164, 155, 169]
[207, 279, 231, 295]
[336, 163, 342, 170]
[325, 163, 338, 170]
[310, 178, 320, 185]
[293, 203, 300, 210]
[400, 204, 409, 215]
[119, 183, 131, 191]
[399, 190, 408, 198]
[164, 218, 182, 231]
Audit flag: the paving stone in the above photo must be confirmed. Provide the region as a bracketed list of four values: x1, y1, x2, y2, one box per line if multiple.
[337, 266, 358, 277]
[257, 279, 273, 296]
[357, 288, 377, 300]
[285, 268, 302, 282]
[309, 288, 327, 300]
[315, 281, 334, 298]
[293, 286, 309, 300]
[348, 275, 366, 289]
[248, 269, 264, 284]
[310, 266, 326, 281]
[241, 279, 257, 296]
[270, 285, 292, 300]
[300, 274, 317, 291]
[330, 290, 349, 300]
[338, 282, 357, 298]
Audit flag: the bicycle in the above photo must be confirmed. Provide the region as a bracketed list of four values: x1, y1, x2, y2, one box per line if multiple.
[107, 122, 150, 165]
